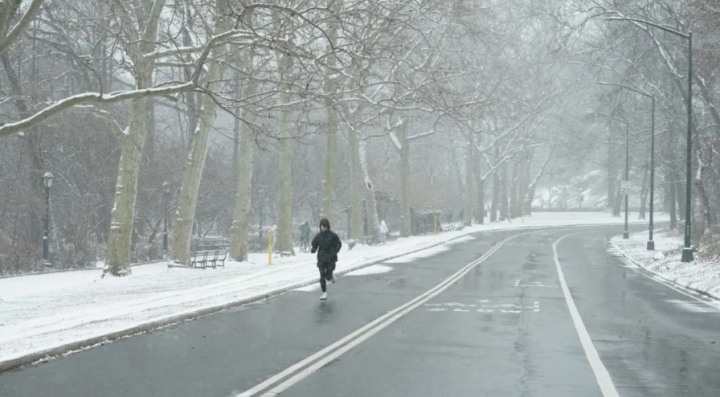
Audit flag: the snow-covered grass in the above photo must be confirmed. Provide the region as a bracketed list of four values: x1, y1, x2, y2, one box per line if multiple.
[611, 229, 720, 299]
[0, 212, 666, 367]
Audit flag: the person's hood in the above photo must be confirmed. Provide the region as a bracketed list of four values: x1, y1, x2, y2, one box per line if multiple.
[319, 218, 331, 230]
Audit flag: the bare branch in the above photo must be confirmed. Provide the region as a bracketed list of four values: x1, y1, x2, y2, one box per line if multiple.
[0, 82, 195, 138]
[0, 0, 45, 55]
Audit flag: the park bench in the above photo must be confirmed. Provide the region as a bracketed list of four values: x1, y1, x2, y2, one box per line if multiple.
[190, 237, 230, 269]
[190, 250, 228, 269]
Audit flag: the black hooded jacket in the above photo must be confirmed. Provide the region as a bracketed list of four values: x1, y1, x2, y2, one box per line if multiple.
[311, 218, 342, 264]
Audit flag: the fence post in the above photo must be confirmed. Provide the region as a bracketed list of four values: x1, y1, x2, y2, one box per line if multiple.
[434, 215, 438, 234]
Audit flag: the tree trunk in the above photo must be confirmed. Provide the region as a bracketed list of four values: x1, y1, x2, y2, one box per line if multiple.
[509, 161, 519, 219]
[180, 8, 198, 153]
[105, 95, 150, 276]
[517, 159, 530, 217]
[676, 170, 685, 221]
[170, 10, 231, 266]
[321, 106, 338, 223]
[612, 175, 622, 217]
[143, 99, 155, 167]
[464, 134, 474, 226]
[607, 138, 617, 211]
[490, 170, 499, 222]
[25, 132, 45, 262]
[104, 0, 165, 275]
[349, 122, 364, 242]
[233, 104, 240, 189]
[0, 53, 44, 262]
[695, 156, 713, 234]
[229, 79, 257, 262]
[524, 149, 549, 216]
[473, 145, 485, 225]
[477, 177, 485, 224]
[500, 162, 509, 220]
[399, 123, 411, 237]
[452, 146, 464, 197]
[359, 137, 381, 243]
[275, 91, 295, 255]
[639, 161, 649, 220]
[524, 183, 536, 215]
[669, 174, 677, 229]
[320, 0, 342, 223]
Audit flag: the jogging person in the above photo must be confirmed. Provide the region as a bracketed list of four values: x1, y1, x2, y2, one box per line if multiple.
[298, 221, 311, 251]
[311, 218, 342, 300]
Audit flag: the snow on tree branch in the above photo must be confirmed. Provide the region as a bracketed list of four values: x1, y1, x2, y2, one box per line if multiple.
[0, 82, 195, 138]
[0, 0, 44, 55]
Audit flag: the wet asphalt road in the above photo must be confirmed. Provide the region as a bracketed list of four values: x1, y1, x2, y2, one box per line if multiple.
[2, 225, 720, 397]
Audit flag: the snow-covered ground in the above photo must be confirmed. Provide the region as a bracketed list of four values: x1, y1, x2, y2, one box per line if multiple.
[0, 212, 665, 367]
[611, 229, 720, 299]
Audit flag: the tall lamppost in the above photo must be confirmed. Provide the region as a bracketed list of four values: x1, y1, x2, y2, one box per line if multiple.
[162, 181, 171, 256]
[607, 16, 693, 260]
[598, 82, 656, 250]
[42, 172, 54, 263]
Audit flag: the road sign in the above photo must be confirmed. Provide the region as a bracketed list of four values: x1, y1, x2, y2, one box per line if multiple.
[620, 181, 631, 195]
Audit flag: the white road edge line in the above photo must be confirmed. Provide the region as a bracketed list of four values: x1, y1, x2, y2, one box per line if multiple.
[235, 232, 526, 397]
[553, 233, 620, 397]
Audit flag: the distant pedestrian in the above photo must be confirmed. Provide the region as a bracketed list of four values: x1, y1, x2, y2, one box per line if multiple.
[379, 219, 389, 243]
[271, 225, 277, 249]
[311, 218, 342, 300]
[298, 221, 311, 251]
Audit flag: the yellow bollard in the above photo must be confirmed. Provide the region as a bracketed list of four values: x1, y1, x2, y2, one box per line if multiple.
[268, 229, 273, 265]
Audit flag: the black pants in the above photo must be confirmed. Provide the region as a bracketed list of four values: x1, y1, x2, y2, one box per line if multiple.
[318, 261, 336, 292]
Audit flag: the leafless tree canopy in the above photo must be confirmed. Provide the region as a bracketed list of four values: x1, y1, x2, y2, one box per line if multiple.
[2, 0, 719, 274]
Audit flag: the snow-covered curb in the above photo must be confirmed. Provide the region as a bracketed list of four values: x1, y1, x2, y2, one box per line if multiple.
[0, 213, 667, 372]
[610, 234, 720, 301]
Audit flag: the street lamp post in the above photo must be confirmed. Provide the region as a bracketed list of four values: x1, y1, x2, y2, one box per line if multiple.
[42, 172, 54, 263]
[607, 16, 693, 260]
[598, 82, 656, 250]
[162, 181, 171, 256]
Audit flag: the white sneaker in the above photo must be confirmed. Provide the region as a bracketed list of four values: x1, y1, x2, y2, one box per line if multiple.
[320, 292, 327, 300]
[330, 275, 336, 283]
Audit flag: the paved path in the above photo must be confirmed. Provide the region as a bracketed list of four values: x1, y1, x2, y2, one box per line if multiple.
[3, 225, 719, 397]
